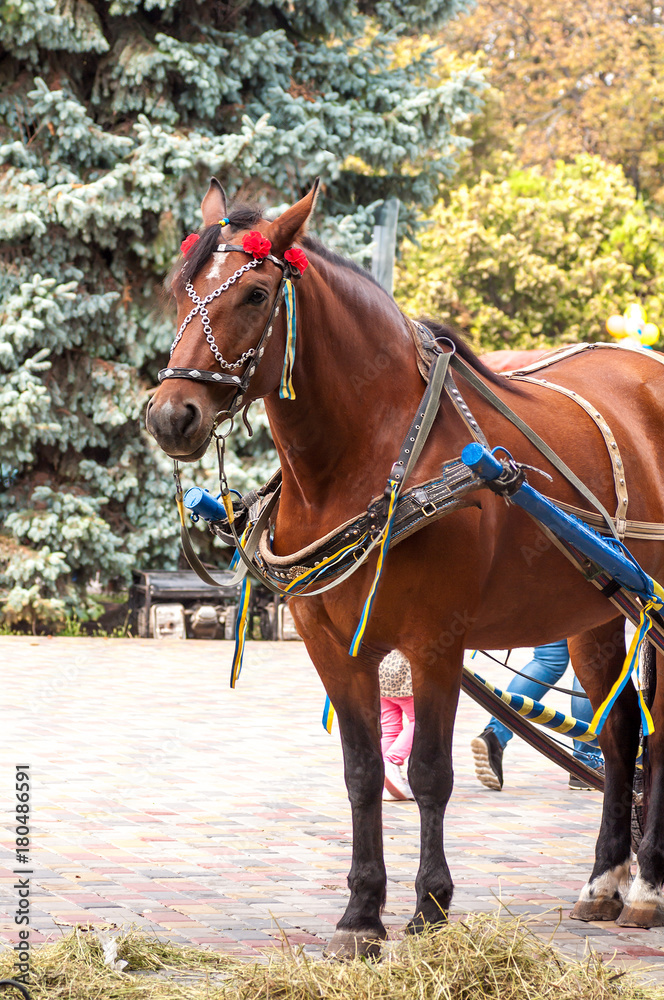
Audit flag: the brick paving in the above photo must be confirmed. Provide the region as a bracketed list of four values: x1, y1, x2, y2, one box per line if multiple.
[1, 636, 664, 985]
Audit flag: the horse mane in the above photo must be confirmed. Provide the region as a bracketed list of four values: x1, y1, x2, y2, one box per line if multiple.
[167, 206, 517, 391]
[416, 319, 515, 389]
[299, 236, 389, 294]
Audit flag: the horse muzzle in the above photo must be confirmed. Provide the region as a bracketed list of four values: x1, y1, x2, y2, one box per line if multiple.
[146, 394, 212, 460]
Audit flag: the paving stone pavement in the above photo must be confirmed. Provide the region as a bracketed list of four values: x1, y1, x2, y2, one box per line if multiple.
[1, 636, 664, 986]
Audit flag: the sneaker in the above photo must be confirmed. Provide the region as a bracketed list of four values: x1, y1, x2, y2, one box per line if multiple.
[470, 729, 504, 790]
[569, 765, 604, 790]
[384, 760, 414, 801]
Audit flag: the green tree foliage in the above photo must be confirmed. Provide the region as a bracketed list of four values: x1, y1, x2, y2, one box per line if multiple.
[0, 0, 482, 627]
[442, 0, 664, 200]
[395, 155, 664, 351]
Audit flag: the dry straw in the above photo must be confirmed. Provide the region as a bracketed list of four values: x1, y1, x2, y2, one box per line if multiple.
[1, 912, 662, 1000]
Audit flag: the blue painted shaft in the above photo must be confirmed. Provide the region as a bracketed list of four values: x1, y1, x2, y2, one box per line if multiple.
[183, 486, 227, 522]
[461, 443, 652, 598]
[467, 666, 597, 741]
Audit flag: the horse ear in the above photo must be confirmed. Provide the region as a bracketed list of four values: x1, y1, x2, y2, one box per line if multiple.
[201, 178, 228, 227]
[268, 178, 320, 252]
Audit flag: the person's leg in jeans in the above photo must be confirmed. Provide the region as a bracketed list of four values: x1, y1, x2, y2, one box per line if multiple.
[488, 640, 570, 747]
[471, 640, 570, 789]
[571, 672, 603, 768]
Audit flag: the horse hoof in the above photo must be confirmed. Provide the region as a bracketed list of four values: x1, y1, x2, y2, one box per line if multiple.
[570, 896, 623, 922]
[616, 904, 664, 928]
[406, 910, 448, 934]
[324, 929, 384, 960]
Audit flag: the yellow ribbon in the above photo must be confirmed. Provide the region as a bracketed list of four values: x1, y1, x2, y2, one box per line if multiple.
[322, 695, 335, 733]
[230, 577, 252, 688]
[591, 598, 657, 737]
[279, 279, 297, 400]
[349, 481, 399, 657]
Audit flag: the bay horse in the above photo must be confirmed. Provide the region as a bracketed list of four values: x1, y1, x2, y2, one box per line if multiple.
[146, 179, 664, 956]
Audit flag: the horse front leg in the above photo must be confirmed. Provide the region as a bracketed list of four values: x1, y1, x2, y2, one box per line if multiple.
[405, 640, 463, 930]
[568, 619, 640, 922]
[295, 624, 387, 958]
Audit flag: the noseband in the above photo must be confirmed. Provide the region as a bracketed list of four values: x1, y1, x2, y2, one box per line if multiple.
[158, 239, 304, 424]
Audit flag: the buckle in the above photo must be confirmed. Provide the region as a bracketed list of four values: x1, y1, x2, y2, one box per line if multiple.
[422, 501, 437, 517]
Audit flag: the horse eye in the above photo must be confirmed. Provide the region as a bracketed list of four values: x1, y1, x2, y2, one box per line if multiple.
[247, 288, 268, 305]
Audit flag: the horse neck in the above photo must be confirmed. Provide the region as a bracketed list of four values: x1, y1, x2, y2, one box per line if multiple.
[263, 258, 425, 547]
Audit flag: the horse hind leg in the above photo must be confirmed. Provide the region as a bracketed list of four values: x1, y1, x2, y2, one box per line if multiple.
[618, 640, 664, 927]
[568, 619, 640, 922]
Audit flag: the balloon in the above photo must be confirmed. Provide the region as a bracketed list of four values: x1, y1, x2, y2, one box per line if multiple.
[606, 315, 625, 336]
[642, 323, 660, 346]
[625, 303, 647, 323]
[605, 303, 659, 348]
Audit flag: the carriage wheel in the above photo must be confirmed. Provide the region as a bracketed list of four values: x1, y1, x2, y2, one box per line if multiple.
[0, 981, 32, 999]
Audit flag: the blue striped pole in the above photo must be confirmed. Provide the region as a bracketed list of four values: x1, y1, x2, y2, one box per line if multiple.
[465, 665, 598, 742]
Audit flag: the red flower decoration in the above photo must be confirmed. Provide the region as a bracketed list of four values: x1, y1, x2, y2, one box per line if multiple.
[180, 233, 200, 256]
[242, 231, 272, 259]
[284, 246, 308, 275]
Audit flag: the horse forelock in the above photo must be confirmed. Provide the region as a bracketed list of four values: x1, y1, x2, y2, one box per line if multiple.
[168, 204, 267, 295]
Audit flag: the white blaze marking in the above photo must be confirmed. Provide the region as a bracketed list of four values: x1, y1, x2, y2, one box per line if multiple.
[161, 399, 178, 419]
[207, 251, 229, 281]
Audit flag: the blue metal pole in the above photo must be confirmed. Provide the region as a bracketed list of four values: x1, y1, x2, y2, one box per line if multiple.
[462, 442, 653, 599]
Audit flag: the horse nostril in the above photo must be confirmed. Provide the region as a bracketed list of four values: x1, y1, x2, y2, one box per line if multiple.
[179, 403, 201, 437]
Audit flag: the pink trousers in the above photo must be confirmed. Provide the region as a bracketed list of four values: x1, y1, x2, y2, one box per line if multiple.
[380, 695, 415, 765]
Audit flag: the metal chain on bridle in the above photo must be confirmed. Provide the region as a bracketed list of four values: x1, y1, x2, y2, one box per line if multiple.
[161, 235, 305, 556]
[169, 260, 261, 369]
[159, 241, 301, 427]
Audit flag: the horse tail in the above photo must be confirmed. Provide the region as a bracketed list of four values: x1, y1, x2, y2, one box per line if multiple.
[632, 639, 657, 851]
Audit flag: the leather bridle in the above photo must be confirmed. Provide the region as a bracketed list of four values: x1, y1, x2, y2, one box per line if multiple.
[158, 242, 302, 426]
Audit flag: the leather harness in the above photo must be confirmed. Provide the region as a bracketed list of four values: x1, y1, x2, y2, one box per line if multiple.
[183, 331, 664, 596]
[163, 238, 664, 594]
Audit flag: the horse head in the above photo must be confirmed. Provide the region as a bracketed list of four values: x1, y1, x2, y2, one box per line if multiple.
[147, 178, 319, 459]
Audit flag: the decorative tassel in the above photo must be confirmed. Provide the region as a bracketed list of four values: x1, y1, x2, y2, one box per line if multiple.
[591, 599, 657, 737]
[230, 576, 252, 688]
[322, 695, 335, 733]
[349, 481, 400, 657]
[279, 278, 297, 400]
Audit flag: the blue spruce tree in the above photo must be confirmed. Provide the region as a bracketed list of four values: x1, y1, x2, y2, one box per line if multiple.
[0, 0, 482, 628]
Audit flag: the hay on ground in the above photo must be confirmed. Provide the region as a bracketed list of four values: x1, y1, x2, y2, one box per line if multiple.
[0, 912, 662, 1000]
